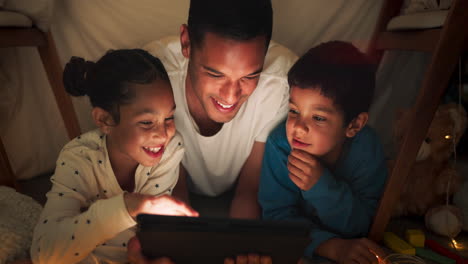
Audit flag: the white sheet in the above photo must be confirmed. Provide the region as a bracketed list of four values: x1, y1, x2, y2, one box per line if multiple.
[1, 0, 389, 179]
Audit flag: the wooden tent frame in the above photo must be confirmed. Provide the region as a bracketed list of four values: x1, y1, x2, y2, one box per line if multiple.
[367, 0, 468, 241]
[0, 27, 81, 189]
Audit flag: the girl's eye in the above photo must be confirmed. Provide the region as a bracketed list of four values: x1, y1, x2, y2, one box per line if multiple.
[313, 115, 326, 122]
[289, 109, 299, 115]
[165, 116, 175, 122]
[139, 121, 153, 126]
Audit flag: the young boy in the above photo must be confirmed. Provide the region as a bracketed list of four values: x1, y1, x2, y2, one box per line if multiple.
[258, 41, 388, 264]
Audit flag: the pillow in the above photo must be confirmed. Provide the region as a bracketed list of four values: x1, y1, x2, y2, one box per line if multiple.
[387, 10, 448, 31]
[0, 186, 42, 263]
[0, 10, 33, 28]
[2, 0, 54, 32]
[401, 0, 451, 15]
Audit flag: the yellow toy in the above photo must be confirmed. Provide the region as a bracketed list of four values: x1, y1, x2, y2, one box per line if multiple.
[405, 229, 425, 247]
[383, 232, 415, 255]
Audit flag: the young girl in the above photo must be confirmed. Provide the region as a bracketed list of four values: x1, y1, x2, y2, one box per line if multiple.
[31, 49, 198, 264]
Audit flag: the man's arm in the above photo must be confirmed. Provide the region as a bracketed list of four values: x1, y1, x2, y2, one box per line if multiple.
[229, 141, 265, 219]
[172, 165, 190, 205]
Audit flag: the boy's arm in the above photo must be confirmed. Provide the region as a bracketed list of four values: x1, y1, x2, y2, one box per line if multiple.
[315, 237, 385, 264]
[259, 134, 340, 257]
[229, 141, 264, 219]
[301, 137, 388, 237]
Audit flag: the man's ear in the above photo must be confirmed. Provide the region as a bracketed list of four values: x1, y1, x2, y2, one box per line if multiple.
[180, 24, 191, 58]
[346, 112, 368, 138]
[92, 107, 115, 135]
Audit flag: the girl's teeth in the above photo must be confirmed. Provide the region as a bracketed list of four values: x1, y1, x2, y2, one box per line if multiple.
[144, 147, 161, 153]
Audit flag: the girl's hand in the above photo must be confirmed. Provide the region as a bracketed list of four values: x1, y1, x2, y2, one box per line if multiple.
[288, 149, 323, 191]
[224, 254, 272, 264]
[124, 193, 199, 218]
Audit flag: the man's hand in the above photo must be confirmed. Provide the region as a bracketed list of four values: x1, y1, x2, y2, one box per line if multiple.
[127, 237, 174, 264]
[316, 238, 387, 264]
[224, 254, 272, 264]
[124, 193, 199, 218]
[287, 149, 323, 191]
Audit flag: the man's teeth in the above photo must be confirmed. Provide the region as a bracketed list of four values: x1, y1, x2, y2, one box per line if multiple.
[216, 100, 234, 109]
[144, 146, 161, 153]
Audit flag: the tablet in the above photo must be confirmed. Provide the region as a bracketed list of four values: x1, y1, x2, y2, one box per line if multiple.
[137, 214, 311, 264]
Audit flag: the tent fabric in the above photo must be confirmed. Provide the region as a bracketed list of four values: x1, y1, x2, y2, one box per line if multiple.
[0, 0, 427, 180]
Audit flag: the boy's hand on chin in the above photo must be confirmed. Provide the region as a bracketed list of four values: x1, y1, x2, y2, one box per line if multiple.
[287, 149, 323, 191]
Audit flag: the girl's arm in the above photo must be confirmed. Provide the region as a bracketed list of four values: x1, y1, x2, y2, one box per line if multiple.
[31, 152, 136, 264]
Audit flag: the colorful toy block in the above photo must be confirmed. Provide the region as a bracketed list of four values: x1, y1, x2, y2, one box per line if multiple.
[383, 232, 416, 255]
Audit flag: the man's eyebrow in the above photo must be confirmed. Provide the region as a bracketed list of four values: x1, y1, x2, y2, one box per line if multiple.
[247, 68, 263, 76]
[202, 65, 223, 75]
[202, 65, 263, 77]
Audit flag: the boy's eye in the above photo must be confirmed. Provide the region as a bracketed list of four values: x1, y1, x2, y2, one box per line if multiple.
[313, 115, 326, 122]
[165, 116, 175, 122]
[139, 121, 153, 125]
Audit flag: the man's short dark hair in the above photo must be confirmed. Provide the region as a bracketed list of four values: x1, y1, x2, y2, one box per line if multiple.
[187, 0, 273, 49]
[288, 41, 376, 125]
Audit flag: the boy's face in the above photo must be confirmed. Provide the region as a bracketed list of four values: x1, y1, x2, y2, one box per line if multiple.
[106, 79, 176, 168]
[184, 31, 266, 124]
[286, 86, 349, 165]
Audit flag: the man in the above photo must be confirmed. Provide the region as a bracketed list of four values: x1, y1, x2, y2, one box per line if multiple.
[128, 1, 297, 263]
[145, 0, 296, 219]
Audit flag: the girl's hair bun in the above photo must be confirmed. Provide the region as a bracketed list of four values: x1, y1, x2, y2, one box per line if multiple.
[63, 56, 95, 96]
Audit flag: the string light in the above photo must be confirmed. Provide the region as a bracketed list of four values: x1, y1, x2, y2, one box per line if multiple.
[383, 253, 427, 264]
[451, 238, 465, 250]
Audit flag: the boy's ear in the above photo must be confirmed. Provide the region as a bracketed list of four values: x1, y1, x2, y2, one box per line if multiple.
[92, 107, 114, 135]
[345, 112, 368, 138]
[180, 24, 191, 58]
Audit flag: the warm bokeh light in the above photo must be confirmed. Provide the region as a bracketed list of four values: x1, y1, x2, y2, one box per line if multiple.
[445, 135, 452, 140]
[451, 238, 465, 250]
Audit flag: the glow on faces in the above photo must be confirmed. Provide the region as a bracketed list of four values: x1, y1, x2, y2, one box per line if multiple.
[186, 32, 266, 123]
[106, 79, 176, 169]
[286, 86, 349, 165]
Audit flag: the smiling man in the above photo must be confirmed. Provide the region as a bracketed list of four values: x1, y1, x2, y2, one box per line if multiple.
[145, 0, 297, 219]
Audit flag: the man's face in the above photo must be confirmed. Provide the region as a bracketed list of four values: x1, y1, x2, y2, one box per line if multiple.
[185, 31, 267, 123]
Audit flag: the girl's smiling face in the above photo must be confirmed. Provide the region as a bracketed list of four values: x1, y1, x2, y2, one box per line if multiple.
[105, 79, 176, 169]
[286, 86, 349, 165]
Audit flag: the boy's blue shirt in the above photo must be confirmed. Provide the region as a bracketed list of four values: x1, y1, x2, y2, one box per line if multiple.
[258, 120, 388, 258]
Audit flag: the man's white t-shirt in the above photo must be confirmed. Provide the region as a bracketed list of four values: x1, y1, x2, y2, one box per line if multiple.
[145, 36, 297, 196]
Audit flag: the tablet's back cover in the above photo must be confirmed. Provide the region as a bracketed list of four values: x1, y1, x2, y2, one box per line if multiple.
[137, 214, 310, 264]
